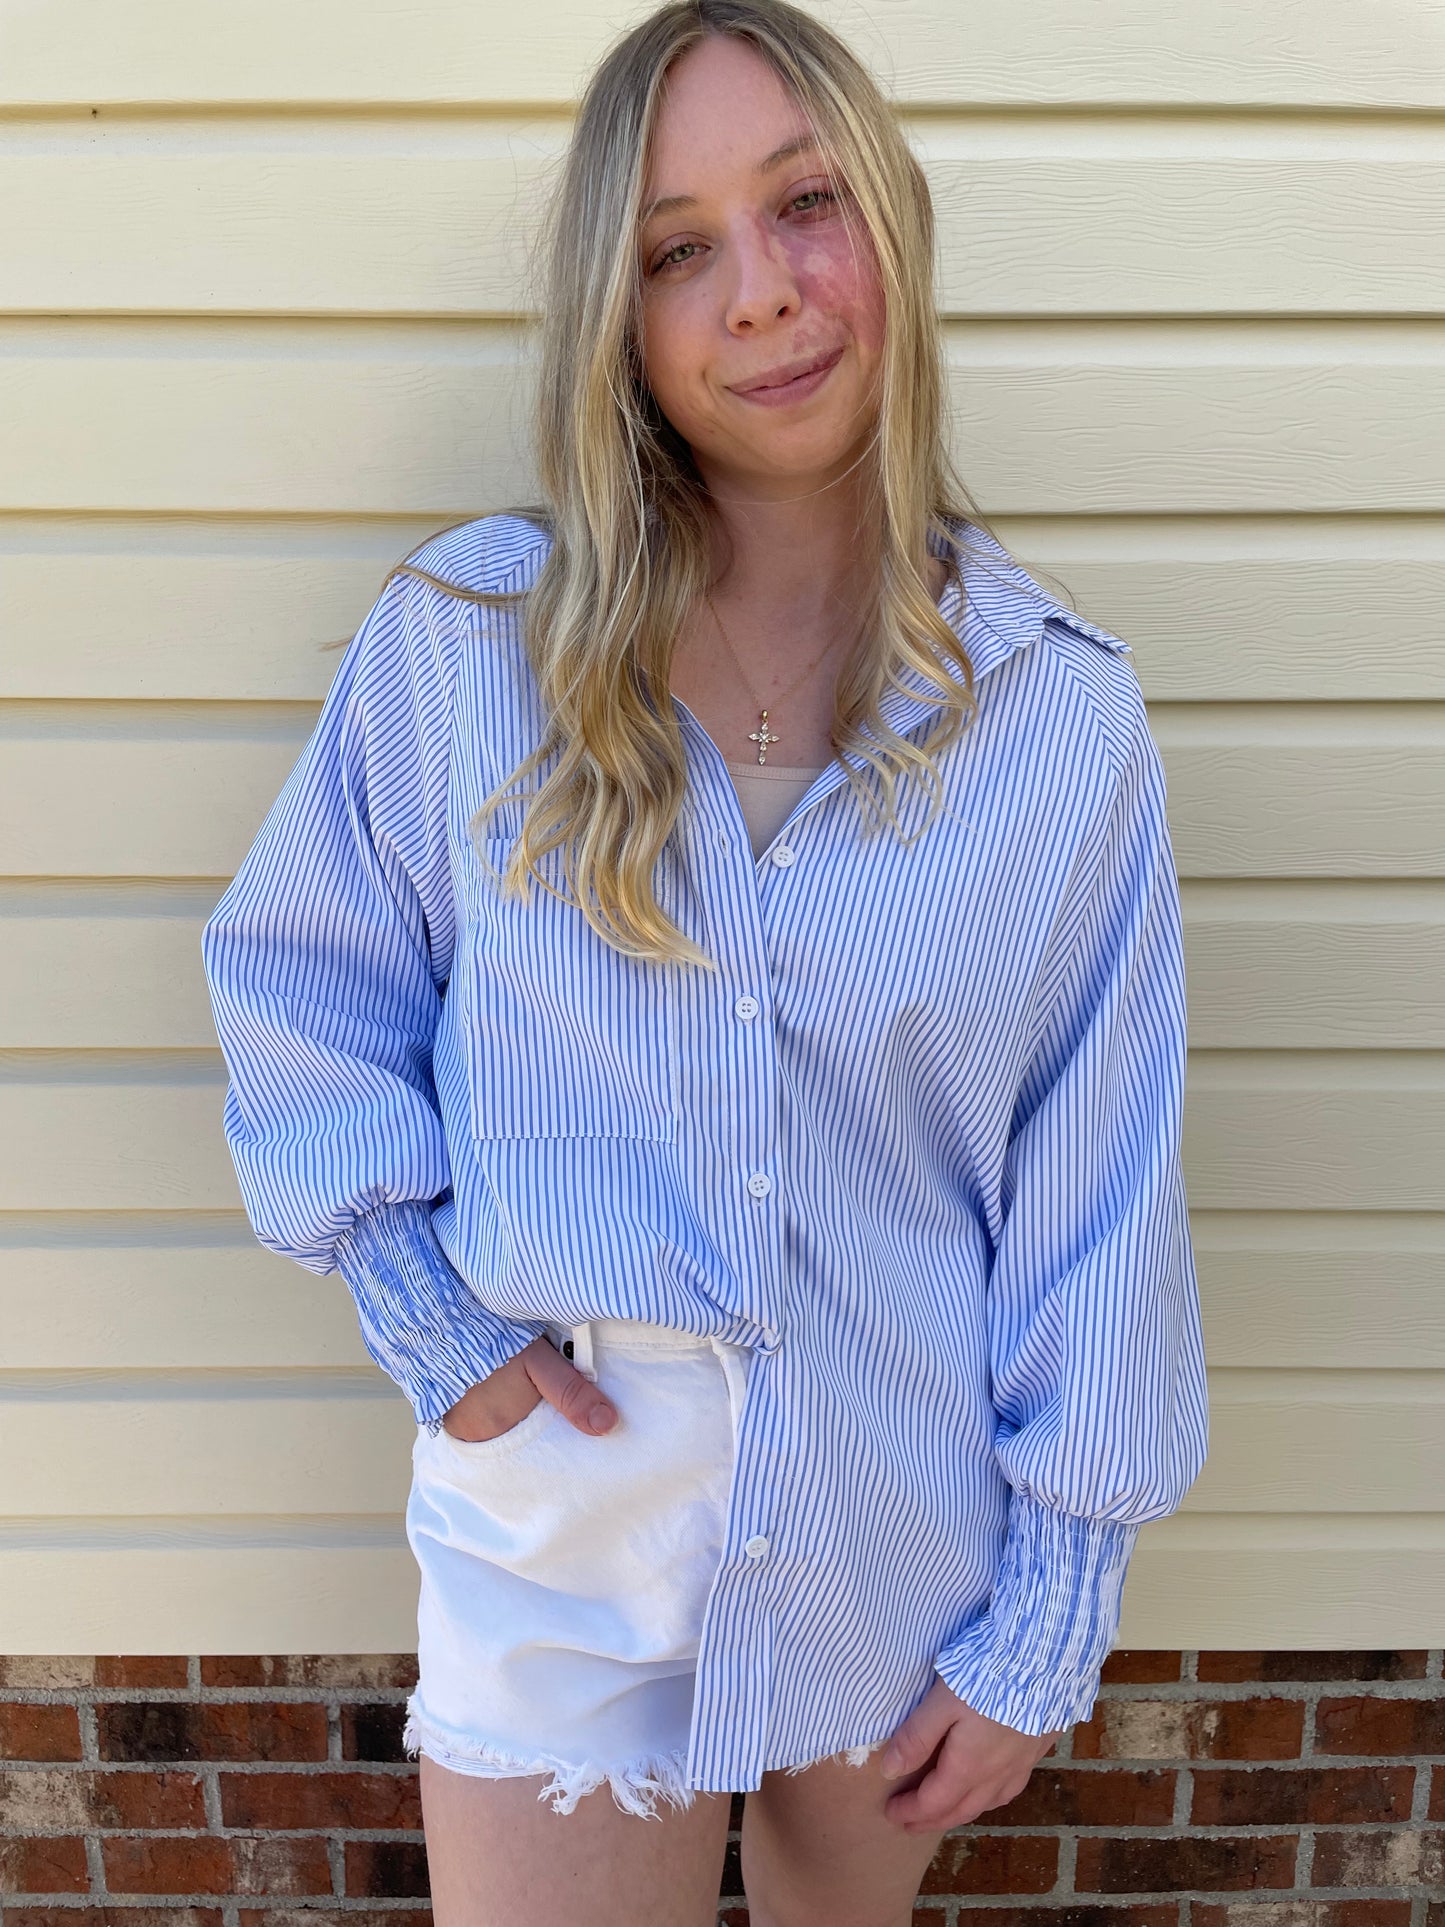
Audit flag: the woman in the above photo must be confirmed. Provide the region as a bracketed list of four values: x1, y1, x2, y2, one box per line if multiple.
[201, 2, 1210, 1922]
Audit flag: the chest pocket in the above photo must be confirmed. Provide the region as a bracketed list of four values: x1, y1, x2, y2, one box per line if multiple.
[459, 837, 677, 1143]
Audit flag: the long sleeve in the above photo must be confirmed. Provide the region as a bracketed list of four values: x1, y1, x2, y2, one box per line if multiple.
[934, 703, 1210, 1736]
[200, 568, 547, 1434]
[333, 1199, 545, 1436]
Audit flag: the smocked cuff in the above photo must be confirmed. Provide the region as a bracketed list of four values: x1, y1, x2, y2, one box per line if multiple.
[933, 1494, 1141, 1736]
[333, 1199, 548, 1437]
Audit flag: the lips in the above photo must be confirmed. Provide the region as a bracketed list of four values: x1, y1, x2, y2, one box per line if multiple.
[730, 345, 844, 395]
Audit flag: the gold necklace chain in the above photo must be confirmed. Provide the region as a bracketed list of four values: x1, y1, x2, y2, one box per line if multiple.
[705, 592, 845, 766]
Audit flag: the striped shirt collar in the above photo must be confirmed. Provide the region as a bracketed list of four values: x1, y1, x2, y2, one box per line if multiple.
[679, 514, 1133, 805]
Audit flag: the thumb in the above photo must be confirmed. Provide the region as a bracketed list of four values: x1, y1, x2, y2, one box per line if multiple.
[878, 1696, 950, 1781]
[527, 1339, 618, 1436]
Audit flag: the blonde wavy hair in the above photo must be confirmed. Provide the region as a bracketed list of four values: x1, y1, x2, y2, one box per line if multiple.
[388, 0, 1007, 969]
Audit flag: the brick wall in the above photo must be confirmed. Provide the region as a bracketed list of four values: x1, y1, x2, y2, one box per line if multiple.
[1, 1650, 1441, 1926]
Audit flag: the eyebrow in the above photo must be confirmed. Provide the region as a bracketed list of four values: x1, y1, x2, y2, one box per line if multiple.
[639, 133, 821, 229]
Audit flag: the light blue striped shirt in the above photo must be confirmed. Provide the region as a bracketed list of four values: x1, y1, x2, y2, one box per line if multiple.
[200, 511, 1209, 1791]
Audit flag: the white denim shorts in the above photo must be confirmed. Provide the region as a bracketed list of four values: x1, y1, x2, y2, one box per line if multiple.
[401, 1316, 880, 1817]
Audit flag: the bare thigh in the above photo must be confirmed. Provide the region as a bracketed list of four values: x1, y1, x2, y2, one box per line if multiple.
[418, 1752, 733, 1927]
[740, 1746, 949, 1927]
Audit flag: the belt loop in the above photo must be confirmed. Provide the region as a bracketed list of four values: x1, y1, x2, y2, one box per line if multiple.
[567, 1320, 598, 1382]
[708, 1337, 750, 1450]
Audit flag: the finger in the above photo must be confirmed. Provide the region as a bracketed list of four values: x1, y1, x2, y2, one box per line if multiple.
[879, 1701, 951, 1780]
[889, 1756, 1021, 1832]
[885, 1767, 982, 1832]
[524, 1338, 618, 1435]
[885, 1718, 986, 1821]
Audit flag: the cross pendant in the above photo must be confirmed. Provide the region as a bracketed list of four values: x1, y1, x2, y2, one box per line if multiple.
[748, 710, 780, 765]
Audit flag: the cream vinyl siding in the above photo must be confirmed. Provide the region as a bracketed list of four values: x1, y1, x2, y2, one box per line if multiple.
[2, 0, 1442, 1654]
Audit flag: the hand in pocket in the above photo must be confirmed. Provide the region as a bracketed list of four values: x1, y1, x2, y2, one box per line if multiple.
[440, 1334, 619, 1443]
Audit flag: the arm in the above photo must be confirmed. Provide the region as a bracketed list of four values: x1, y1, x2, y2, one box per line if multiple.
[200, 568, 546, 1436]
[935, 702, 1210, 1736]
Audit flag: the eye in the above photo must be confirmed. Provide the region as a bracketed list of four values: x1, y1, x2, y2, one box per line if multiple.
[643, 184, 843, 277]
[649, 238, 702, 276]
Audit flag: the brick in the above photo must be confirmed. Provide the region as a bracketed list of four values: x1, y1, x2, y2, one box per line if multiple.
[201, 1656, 417, 1690]
[102, 1837, 234, 1896]
[1431, 1765, 1445, 1820]
[241, 1912, 431, 1927]
[93, 1658, 190, 1690]
[0, 1660, 96, 1691]
[998, 1765, 1175, 1828]
[107, 1833, 334, 1902]
[719, 1836, 744, 1897]
[0, 1703, 84, 1762]
[1194, 1904, 1411, 1927]
[339, 1701, 409, 1762]
[0, 1836, 90, 1894]
[7, 1912, 225, 1927]
[1192, 1765, 1412, 1826]
[1428, 1902, 1445, 1927]
[229, 1834, 333, 1897]
[344, 1839, 431, 1899]
[1315, 1694, 1445, 1757]
[1311, 1827, 1445, 1889]
[0, 1769, 206, 1832]
[1075, 1834, 1298, 1894]
[1198, 1654, 1428, 1684]
[97, 1701, 328, 1764]
[1075, 1697, 1304, 1764]
[218, 1769, 421, 1831]
[99, 1830, 331, 1899]
[918, 1833, 1058, 1896]
[1101, 1654, 1185, 1685]
[952, 1912, 1178, 1927]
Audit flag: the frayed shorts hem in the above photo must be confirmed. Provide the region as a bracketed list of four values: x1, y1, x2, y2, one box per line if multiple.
[403, 1708, 698, 1819]
[403, 1709, 885, 1819]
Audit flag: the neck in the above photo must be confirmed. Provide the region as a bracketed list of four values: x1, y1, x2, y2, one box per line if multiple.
[696, 459, 879, 626]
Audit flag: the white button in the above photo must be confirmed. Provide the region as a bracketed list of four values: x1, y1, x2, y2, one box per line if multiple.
[771, 844, 796, 868]
[734, 995, 760, 1021]
[746, 1171, 772, 1199]
[744, 1534, 770, 1560]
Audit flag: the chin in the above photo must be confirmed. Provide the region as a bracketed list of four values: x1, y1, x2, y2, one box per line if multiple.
[725, 417, 864, 473]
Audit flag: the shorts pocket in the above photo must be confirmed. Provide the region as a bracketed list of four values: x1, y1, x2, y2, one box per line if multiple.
[408, 1341, 736, 1606]
[435, 1393, 561, 1461]
[459, 838, 677, 1143]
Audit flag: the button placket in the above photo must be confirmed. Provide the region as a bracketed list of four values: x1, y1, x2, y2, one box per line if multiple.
[691, 778, 787, 1338]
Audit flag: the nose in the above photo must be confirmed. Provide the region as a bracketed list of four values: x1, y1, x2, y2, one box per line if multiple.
[723, 216, 801, 333]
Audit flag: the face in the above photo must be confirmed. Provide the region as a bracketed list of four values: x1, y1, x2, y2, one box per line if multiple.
[635, 34, 886, 499]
